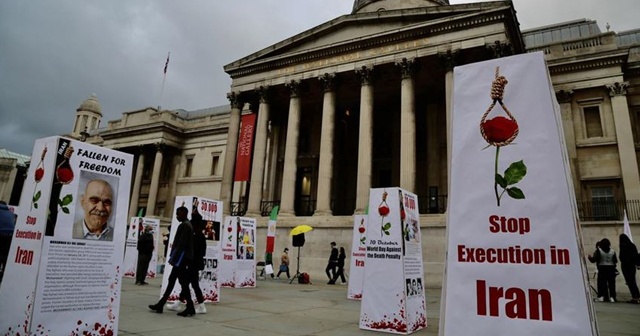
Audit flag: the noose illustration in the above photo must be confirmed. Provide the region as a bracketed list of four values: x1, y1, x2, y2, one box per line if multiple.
[479, 67, 526, 206]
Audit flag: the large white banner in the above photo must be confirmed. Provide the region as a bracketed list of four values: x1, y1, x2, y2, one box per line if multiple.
[0, 136, 133, 335]
[160, 196, 222, 303]
[360, 188, 427, 334]
[235, 217, 257, 288]
[440, 52, 597, 335]
[348, 215, 368, 300]
[219, 216, 237, 287]
[123, 217, 160, 278]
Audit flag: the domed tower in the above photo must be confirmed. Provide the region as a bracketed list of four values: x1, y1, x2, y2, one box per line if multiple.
[72, 94, 102, 140]
[352, 0, 449, 14]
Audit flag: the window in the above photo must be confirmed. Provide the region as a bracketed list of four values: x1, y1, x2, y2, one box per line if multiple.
[590, 186, 617, 220]
[211, 154, 220, 176]
[583, 106, 603, 138]
[184, 156, 194, 177]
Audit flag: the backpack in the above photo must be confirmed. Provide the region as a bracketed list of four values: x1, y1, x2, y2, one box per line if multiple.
[298, 272, 310, 284]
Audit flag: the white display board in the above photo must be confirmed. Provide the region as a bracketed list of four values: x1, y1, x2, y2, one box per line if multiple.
[439, 52, 597, 335]
[219, 216, 237, 287]
[160, 196, 222, 303]
[123, 217, 160, 279]
[0, 136, 133, 335]
[348, 215, 368, 300]
[234, 217, 257, 288]
[359, 188, 426, 334]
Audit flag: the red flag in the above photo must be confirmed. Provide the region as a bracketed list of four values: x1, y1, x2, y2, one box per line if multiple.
[163, 52, 170, 74]
[234, 113, 257, 181]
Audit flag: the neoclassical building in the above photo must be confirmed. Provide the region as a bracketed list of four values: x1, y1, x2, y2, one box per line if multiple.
[70, 0, 640, 284]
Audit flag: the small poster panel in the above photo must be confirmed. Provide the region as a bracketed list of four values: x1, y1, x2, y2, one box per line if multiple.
[235, 217, 257, 288]
[219, 216, 237, 287]
[359, 188, 427, 334]
[440, 52, 597, 335]
[123, 217, 160, 278]
[0, 136, 133, 335]
[160, 196, 222, 303]
[348, 215, 368, 300]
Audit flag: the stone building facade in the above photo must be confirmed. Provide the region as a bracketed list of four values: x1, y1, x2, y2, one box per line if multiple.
[71, 0, 640, 286]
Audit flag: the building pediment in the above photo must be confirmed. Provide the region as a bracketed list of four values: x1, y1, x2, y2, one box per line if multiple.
[224, 2, 521, 79]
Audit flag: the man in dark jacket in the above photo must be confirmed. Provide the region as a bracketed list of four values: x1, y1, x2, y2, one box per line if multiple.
[135, 225, 154, 285]
[148, 205, 193, 315]
[326, 241, 338, 284]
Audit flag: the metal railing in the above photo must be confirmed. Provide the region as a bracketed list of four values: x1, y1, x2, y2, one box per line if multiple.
[260, 201, 280, 217]
[230, 201, 247, 216]
[417, 195, 448, 214]
[577, 200, 640, 221]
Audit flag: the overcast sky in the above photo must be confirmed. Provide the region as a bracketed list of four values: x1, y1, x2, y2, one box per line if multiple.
[1, 0, 638, 155]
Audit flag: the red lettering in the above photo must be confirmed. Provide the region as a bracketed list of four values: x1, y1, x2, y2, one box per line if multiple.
[476, 279, 553, 321]
[15, 246, 34, 265]
[26, 216, 37, 225]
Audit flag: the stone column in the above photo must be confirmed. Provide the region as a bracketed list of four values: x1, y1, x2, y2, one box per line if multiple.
[128, 148, 145, 218]
[355, 66, 374, 213]
[147, 143, 164, 216]
[396, 58, 416, 192]
[280, 80, 301, 216]
[555, 90, 581, 198]
[607, 82, 640, 200]
[247, 86, 271, 215]
[315, 73, 336, 215]
[220, 92, 243, 214]
[439, 50, 459, 196]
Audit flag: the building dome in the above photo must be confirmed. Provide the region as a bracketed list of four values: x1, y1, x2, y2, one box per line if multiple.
[352, 0, 449, 14]
[76, 94, 102, 116]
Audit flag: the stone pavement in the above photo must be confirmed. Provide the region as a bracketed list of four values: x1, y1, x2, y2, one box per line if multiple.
[118, 276, 640, 336]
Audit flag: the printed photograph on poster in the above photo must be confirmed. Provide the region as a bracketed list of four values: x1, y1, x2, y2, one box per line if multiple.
[72, 171, 119, 241]
[205, 219, 220, 241]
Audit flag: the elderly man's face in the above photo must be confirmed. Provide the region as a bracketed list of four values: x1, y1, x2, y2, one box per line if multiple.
[81, 180, 113, 233]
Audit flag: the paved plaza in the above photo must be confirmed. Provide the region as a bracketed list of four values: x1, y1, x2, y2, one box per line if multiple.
[118, 275, 640, 336]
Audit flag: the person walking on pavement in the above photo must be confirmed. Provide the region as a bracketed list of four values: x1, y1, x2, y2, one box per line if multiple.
[325, 241, 338, 284]
[135, 225, 154, 285]
[330, 246, 347, 285]
[148, 205, 194, 315]
[276, 248, 290, 279]
[619, 233, 640, 304]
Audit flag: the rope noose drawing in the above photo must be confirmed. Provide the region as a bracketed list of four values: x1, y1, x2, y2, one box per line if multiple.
[480, 67, 518, 147]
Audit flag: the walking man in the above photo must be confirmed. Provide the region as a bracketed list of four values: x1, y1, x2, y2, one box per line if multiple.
[325, 241, 338, 284]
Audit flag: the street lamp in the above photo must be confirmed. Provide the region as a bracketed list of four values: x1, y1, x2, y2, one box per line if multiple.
[79, 127, 90, 142]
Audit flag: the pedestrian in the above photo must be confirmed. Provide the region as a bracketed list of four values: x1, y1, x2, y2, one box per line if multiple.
[325, 241, 338, 284]
[149, 205, 194, 315]
[0, 201, 16, 282]
[330, 246, 347, 285]
[588, 238, 617, 302]
[186, 213, 207, 313]
[135, 225, 154, 285]
[276, 248, 290, 279]
[618, 233, 639, 304]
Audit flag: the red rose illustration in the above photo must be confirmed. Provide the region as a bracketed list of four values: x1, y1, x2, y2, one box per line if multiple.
[479, 67, 527, 206]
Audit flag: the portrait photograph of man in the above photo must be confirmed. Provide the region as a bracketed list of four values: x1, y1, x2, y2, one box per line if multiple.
[72, 172, 118, 241]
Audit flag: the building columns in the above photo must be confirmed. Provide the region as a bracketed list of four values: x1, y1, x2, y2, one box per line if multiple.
[146, 143, 164, 216]
[555, 90, 581, 198]
[220, 92, 244, 214]
[279, 80, 302, 216]
[396, 58, 416, 192]
[355, 66, 374, 213]
[607, 82, 640, 200]
[128, 149, 145, 218]
[247, 86, 271, 215]
[315, 73, 337, 215]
